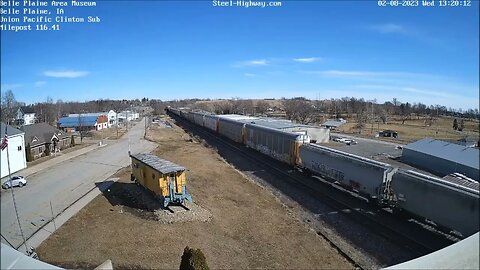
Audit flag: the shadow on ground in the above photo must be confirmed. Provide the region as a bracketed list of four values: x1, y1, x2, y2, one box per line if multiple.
[95, 180, 163, 220]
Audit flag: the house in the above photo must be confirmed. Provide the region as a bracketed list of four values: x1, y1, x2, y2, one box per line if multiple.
[117, 110, 139, 123]
[15, 107, 36, 126]
[69, 110, 117, 127]
[1, 123, 27, 178]
[20, 123, 71, 160]
[58, 115, 109, 132]
[321, 120, 346, 130]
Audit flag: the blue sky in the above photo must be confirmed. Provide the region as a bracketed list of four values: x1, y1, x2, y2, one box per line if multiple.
[1, 0, 479, 109]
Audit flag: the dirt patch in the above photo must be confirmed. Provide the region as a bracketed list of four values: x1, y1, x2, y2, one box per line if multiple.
[90, 127, 127, 140]
[36, 117, 353, 269]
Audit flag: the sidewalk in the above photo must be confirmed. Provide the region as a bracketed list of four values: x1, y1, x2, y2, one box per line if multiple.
[6, 142, 107, 180]
[16, 179, 116, 253]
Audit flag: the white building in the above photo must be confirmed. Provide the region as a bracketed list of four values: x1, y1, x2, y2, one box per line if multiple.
[117, 110, 139, 123]
[15, 107, 36, 126]
[1, 123, 27, 178]
[68, 110, 117, 127]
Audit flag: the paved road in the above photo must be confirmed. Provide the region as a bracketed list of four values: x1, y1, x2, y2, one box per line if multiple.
[1, 119, 157, 249]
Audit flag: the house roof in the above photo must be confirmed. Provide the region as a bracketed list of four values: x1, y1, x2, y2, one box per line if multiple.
[403, 138, 480, 170]
[321, 120, 345, 128]
[130, 153, 185, 174]
[20, 106, 35, 114]
[68, 111, 114, 117]
[21, 123, 69, 147]
[0, 122, 24, 137]
[58, 116, 98, 127]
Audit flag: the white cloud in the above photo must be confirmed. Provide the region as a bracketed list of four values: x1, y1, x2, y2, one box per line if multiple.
[43, 70, 90, 78]
[368, 23, 405, 34]
[244, 73, 256, 77]
[233, 59, 268, 67]
[34, 81, 47, 87]
[299, 70, 413, 78]
[293, 57, 322, 63]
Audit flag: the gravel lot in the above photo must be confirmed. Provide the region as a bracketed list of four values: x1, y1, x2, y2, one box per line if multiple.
[36, 119, 353, 269]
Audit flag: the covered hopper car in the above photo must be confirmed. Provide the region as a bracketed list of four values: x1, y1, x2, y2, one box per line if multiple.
[299, 143, 397, 203]
[391, 170, 479, 237]
[130, 153, 192, 207]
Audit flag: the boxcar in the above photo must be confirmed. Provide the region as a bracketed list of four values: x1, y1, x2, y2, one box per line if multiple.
[217, 117, 246, 143]
[130, 153, 192, 207]
[299, 144, 396, 201]
[391, 170, 479, 237]
[193, 112, 205, 127]
[204, 114, 218, 132]
[245, 123, 310, 166]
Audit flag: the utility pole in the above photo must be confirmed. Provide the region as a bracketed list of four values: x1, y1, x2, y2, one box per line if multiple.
[144, 115, 147, 139]
[4, 126, 28, 253]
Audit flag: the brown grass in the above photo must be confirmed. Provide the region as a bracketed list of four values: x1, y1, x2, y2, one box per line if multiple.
[337, 116, 479, 144]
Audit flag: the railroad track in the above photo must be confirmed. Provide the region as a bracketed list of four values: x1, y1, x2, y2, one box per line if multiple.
[169, 113, 456, 268]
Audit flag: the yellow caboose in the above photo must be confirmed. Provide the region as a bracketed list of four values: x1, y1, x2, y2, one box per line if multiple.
[130, 153, 192, 207]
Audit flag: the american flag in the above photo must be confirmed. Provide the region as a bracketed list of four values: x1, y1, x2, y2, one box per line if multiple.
[1, 127, 8, 151]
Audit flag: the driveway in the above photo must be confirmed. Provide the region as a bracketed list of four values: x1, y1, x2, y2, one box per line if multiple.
[1, 119, 157, 249]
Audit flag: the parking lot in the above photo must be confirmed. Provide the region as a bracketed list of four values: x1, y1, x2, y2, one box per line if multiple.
[324, 134, 403, 162]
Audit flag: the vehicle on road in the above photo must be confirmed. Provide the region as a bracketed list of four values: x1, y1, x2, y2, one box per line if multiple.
[2, 176, 27, 189]
[344, 139, 357, 145]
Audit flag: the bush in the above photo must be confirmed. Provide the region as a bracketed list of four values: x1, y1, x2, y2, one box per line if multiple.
[25, 143, 33, 162]
[179, 246, 209, 270]
[44, 146, 51, 156]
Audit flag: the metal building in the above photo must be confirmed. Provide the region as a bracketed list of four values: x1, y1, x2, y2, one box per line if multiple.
[402, 138, 479, 181]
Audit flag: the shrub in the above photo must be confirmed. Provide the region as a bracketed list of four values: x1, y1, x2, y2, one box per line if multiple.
[179, 246, 209, 270]
[44, 146, 51, 156]
[25, 143, 33, 162]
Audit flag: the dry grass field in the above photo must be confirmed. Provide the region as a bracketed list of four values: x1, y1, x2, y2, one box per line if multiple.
[336, 116, 479, 144]
[36, 118, 353, 269]
[90, 127, 127, 140]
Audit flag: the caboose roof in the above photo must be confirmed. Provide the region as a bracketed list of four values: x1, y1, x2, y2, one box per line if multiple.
[130, 153, 185, 174]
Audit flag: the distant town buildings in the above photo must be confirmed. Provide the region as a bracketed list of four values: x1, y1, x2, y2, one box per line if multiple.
[58, 115, 108, 132]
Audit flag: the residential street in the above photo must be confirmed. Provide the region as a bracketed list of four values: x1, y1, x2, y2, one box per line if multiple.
[1, 119, 157, 249]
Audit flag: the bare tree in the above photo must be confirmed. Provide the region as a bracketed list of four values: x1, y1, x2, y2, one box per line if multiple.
[1, 90, 19, 124]
[283, 98, 314, 124]
[255, 100, 270, 115]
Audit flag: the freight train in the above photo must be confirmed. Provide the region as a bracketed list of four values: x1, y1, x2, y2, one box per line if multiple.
[167, 107, 479, 238]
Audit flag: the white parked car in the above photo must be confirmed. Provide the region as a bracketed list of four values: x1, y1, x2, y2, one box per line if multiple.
[2, 176, 27, 189]
[344, 139, 358, 145]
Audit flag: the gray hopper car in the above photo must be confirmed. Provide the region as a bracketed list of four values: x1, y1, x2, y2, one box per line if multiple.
[193, 112, 205, 127]
[204, 114, 218, 132]
[391, 170, 479, 237]
[218, 117, 246, 143]
[299, 144, 397, 202]
[245, 123, 310, 166]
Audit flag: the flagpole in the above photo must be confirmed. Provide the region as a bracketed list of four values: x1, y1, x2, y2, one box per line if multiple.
[4, 126, 29, 253]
